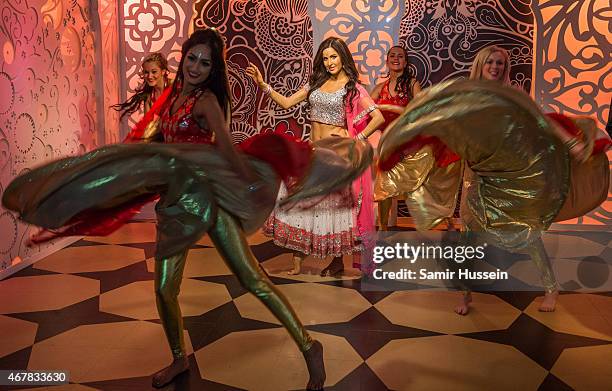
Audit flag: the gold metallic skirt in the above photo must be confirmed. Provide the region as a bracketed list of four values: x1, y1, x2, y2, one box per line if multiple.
[378, 79, 603, 249]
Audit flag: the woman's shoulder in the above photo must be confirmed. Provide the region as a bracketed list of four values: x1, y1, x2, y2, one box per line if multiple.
[191, 89, 217, 114]
[354, 82, 371, 97]
[192, 89, 217, 104]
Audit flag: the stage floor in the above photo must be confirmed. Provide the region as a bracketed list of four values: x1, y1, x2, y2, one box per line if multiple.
[0, 222, 611, 390]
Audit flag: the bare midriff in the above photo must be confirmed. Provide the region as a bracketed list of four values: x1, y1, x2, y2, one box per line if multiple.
[310, 122, 348, 141]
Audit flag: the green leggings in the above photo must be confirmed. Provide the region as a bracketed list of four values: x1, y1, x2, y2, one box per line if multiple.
[154, 208, 313, 358]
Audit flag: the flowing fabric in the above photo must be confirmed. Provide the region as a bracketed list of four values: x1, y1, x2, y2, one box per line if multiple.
[546, 113, 611, 222]
[2, 134, 372, 257]
[373, 79, 462, 230]
[346, 83, 377, 266]
[379, 79, 609, 249]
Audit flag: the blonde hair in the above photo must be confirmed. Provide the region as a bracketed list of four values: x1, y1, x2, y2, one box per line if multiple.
[142, 52, 169, 71]
[469, 46, 511, 85]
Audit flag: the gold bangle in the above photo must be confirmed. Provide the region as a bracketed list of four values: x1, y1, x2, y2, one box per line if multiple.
[565, 137, 580, 150]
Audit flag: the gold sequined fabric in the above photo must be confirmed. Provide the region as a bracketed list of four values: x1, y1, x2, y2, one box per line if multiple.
[554, 117, 609, 221]
[379, 79, 571, 249]
[374, 144, 463, 230]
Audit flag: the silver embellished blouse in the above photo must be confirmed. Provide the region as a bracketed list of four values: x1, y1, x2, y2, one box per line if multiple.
[308, 87, 347, 127]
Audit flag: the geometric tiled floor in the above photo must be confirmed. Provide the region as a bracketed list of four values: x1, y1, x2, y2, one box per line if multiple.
[1, 222, 611, 390]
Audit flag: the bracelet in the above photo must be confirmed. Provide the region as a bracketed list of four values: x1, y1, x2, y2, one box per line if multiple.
[356, 133, 367, 141]
[262, 83, 272, 95]
[565, 137, 580, 150]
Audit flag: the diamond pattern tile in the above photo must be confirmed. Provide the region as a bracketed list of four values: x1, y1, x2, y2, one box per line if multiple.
[0, 223, 608, 390]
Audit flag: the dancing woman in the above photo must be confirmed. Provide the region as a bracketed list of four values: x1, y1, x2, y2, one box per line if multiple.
[451, 45, 560, 314]
[246, 36, 384, 276]
[112, 52, 171, 118]
[2, 29, 375, 390]
[378, 78, 610, 316]
[373, 44, 461, 234]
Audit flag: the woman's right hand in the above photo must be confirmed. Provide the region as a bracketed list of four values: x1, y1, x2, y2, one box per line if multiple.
[565, 137, 590, 163]
[246, 63, 264, 86]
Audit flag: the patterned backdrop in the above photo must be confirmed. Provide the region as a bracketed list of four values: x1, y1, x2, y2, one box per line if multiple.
[99, 0, 121, 144]
[398, 0, 534, 91]
[0, 0, 609, 274]
[190, 0, 313, 141]
[532, 0, 611, 226]
[0, 0, 110, 273]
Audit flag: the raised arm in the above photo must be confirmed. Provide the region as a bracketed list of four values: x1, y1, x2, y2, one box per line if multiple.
[193, 91, 257, 182]
[246, 63, 307, 109]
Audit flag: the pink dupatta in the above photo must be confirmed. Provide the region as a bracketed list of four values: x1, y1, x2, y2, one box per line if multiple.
[346, 83, 377, 270]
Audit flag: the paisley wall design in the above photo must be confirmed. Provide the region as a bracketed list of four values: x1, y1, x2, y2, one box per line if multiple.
[398, 0, 534, 91]
[531, 0, 611, 226]
[0, 0, 107, 273]
[190, 0, 313, 141]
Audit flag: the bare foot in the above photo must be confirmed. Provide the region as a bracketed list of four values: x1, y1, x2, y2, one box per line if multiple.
[303, 340, 325, 390]
[152, 355, 189, 388]
[26, 228, 48, 247]
[287, 255, 303, 275]
[538, 290, 559, 312]
[454, 291, 472, 316]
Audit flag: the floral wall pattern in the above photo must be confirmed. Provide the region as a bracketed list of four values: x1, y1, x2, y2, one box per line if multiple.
[120, 0, 192, 135]
[0, 0, 104, 273]
[398, 0, 534, 91]
[310, 0, 404, 87]
[192, 0, 313, 141]
[532, 0, 611, 226]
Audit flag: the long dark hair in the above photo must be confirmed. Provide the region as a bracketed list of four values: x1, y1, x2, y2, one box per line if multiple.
[165, 28, 231, 121]
[112, 52, 169, 119]
[308, 36, 359, 110]
[388, 45, 416, 99]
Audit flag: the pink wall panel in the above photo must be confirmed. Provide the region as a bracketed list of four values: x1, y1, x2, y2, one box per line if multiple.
[0, 0, 104, 272]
